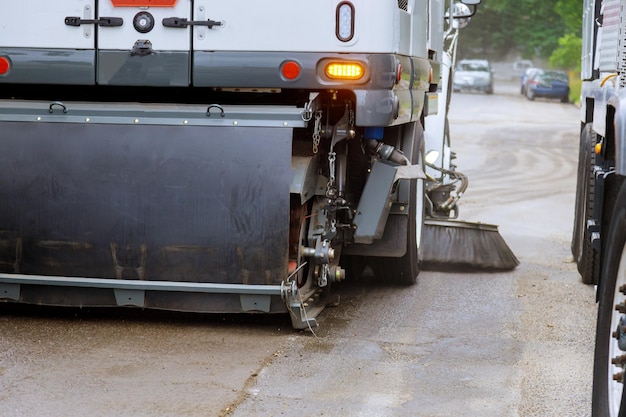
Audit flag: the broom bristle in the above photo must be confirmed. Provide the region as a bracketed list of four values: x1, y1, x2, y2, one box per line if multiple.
[420, 220, 519, 272]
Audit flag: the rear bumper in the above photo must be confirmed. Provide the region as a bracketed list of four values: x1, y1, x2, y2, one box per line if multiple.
[0, 102, 300, 313]
[0, 49, 430, 126]
[0, 273, 285, 313]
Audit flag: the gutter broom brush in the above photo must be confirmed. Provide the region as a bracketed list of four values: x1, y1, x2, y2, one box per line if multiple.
[420, 219, 519, 272]
[420, 162, 519, 272]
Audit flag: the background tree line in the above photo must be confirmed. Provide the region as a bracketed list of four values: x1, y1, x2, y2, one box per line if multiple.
[458, 0, 582, 70]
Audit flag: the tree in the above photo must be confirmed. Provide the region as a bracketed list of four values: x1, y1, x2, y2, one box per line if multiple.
[458, 0, 578, 63]
[549, 33, 582, 70]
[549, 0, 583, 70]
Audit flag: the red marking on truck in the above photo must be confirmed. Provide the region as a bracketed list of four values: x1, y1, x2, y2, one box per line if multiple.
[111, 0, 177, 6]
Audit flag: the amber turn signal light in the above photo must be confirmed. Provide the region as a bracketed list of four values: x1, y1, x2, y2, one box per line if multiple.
[324, 62, 365, 81]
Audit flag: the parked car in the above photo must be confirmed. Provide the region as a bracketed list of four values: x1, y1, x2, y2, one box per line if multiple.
[512, 59, 534, 81]
[520, 67, 540, 95]
[524, 69, 570, 103]
[453, 59, 494, 94]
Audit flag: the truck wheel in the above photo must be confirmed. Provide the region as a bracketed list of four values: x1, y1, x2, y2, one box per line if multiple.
[593, 179, 626, 416]
[370, 125, 424, 285]
[572, 123, 598, 284]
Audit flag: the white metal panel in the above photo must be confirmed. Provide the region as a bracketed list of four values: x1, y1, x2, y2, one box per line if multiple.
[0, 0, 95, 49]
[192, 0, 410, 54]
[581, 0, 595, 79]
[98, 1, 191, 51]
[423, 0, 440, 58]
[617, 0, 626, 87]
[598, 0, 621, 72]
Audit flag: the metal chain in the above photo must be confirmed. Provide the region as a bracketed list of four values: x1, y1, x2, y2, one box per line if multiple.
[312, 110, 322, 154]
[318, 263, 329, 287]
[326, 151, 336, 196]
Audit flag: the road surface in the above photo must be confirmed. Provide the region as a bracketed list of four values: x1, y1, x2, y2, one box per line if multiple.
[0, 80, 595, 417]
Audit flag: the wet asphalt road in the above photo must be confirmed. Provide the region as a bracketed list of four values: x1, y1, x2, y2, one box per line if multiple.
[0, 80, 596, 417]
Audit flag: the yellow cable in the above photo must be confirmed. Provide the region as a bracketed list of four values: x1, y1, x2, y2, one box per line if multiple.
[600, 73, 618, 87]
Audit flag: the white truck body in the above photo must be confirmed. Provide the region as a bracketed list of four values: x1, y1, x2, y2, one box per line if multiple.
[0, 0, 472, 328]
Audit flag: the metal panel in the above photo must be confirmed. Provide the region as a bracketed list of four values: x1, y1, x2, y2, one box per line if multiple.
[191, 0, 408, 54]
[598, 0, 621, 72]
[97, 50, 190, 86]
[96, 1, 191, 85]
[353, 160, 398, 244]
[0, 0, 95, 49]
[0, 120, 293, 285]
[581, 0, 595, 79]
[0, 49, 95, 85]
[97, 1, 190, 51]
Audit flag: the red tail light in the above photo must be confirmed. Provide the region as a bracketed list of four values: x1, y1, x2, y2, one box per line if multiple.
[281, 61, 301, 81]
[0, 56, 10, 76]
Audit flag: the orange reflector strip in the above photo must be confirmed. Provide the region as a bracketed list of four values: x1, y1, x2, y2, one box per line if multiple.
[595, 143, 602, 155]
[111, 0, 177, 6]
[0, 57, 10, 75]
[324, 62, 364, 80]
[281, 61, 301, 80]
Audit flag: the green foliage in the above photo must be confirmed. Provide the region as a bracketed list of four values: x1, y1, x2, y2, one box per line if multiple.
[549, 33, 582, 70]
[569, 70, 582, 104]
[555, 0, 583, 33]
[459, 0, 582, 66]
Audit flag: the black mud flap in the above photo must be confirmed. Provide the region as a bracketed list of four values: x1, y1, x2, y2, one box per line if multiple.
[0, 120, 293, 314]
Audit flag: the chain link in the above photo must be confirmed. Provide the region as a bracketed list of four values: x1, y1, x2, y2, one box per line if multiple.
[318, 263, 329, 287]
[312, 110, 322, 154]
[326, 151, 336, 196]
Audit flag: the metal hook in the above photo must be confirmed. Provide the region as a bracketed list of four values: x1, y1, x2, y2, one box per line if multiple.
[206, 104, 225, 117]
[49, 101, 68, 114]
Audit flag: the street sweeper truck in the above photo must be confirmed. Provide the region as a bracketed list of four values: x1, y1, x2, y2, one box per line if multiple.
[0, 0, 516, 330]
[574, 0, 626, 414]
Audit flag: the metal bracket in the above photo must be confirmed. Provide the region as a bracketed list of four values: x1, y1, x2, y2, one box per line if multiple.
[240, 294, 271, 313]
[114, 289, 145, 307]
[0, 283, 20, 301]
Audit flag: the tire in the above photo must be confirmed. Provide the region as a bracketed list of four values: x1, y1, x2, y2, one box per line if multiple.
[572, 123, 598, 284]
[561, 95, 570, 103]
[593, 178, 626, 417]
[526, 89, 535, 101]
[370, 123, 425, 285]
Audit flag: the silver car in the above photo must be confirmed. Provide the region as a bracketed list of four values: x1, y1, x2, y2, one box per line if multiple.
[453, 59, 494, 94]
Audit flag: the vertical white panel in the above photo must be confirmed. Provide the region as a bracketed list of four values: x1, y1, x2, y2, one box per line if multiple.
[414, 0, 431, 58]
[581, 0, 595, 79]
[192, 0, 402, 53]
[0, 0, 95, 48]
[598, 0, 621, 72]
[97, 0, 191, 51]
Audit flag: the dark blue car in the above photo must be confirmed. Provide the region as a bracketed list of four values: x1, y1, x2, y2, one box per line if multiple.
[524, 70, 570, 103]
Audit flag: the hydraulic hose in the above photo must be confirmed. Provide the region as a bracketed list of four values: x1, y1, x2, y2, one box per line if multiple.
[363, 139, 409, 165]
